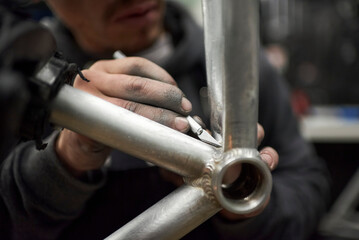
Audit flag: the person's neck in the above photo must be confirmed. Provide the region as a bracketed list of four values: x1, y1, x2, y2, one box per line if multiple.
[134, 32, 173, 66]
[72, 33, 114, 59]
[71, 24, 167, 58]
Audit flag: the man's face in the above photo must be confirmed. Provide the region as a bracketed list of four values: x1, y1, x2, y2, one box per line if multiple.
[45, 0, 165, 55]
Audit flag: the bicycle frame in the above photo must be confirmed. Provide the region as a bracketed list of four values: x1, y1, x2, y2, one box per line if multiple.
[49, 0, 272, 239]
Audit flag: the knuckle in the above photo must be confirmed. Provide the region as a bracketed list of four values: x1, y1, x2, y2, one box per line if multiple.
[128, 57, 176, 85]
[156, 109, 168, 125]
[156, 109, 177, 128]
[122, 101, 139, 113]
[126, 77, 148, 94]
[147, 107, 173, 127]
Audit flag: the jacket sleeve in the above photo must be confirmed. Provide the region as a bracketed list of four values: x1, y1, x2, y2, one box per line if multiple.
[0, 131, 106, 240]
[211, 54, 331, 240]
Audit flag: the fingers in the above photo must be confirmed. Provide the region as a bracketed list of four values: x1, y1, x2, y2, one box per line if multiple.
[259, 147, 279, 170]
[257, 123, 265, 146]
[257, 123, 279, 170]
[77, 70, 191, 115]
[90, 58, 177, 85]
[106, 97, 190, 132]
[74, 68, 192, 132]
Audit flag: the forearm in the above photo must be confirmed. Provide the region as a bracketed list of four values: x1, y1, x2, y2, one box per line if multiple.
[0, 132, 106, 239]
[56, 129, 111, 178]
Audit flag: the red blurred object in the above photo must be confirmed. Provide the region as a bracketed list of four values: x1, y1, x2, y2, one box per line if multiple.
[291, 89, 310, 116]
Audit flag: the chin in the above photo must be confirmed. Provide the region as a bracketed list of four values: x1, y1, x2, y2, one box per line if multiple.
[110, 26, 164, 55]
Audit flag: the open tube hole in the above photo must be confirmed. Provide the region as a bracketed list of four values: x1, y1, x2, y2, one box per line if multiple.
[221, 163, 262, 200]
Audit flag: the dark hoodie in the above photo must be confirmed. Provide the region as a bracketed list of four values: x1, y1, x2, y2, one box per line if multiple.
[0, 1, 330, 239]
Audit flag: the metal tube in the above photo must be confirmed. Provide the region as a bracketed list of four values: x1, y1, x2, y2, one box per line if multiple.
[222, 0, 260, 150]
[50, 85, 218, 178]
[202, 0, 224, 144]
[203, 0, 272, 216]
[105, 185, 220, 240]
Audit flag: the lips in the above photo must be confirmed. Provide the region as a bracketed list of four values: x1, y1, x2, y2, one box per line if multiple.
[111, 1, 159, 25]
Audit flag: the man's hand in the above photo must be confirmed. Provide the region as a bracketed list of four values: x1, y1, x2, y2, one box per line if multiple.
[55, 57, 192, 177]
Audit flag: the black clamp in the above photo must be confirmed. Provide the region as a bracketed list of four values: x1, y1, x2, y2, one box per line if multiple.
[20, 52, 78, 150]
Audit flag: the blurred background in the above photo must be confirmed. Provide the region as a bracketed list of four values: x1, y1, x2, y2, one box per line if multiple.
[176, 0, 359, 106]
[3, 0, 359, 239]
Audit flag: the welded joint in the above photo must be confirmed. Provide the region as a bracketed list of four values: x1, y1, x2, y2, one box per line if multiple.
[184, 162, 220, 207]
[184, 148, 272, 215]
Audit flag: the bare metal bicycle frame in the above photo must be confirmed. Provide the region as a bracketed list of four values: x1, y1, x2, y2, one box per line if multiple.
[49, 0, 272, 239]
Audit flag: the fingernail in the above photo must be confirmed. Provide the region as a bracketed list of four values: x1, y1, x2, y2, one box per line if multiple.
[175, 117, 189, 132]
[261, 153, 274, 169]
[181, 97, 192, 112]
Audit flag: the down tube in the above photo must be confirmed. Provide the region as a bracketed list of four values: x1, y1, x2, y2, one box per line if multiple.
[50, 85, 218, 178]
[105, 185, 220, 240]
